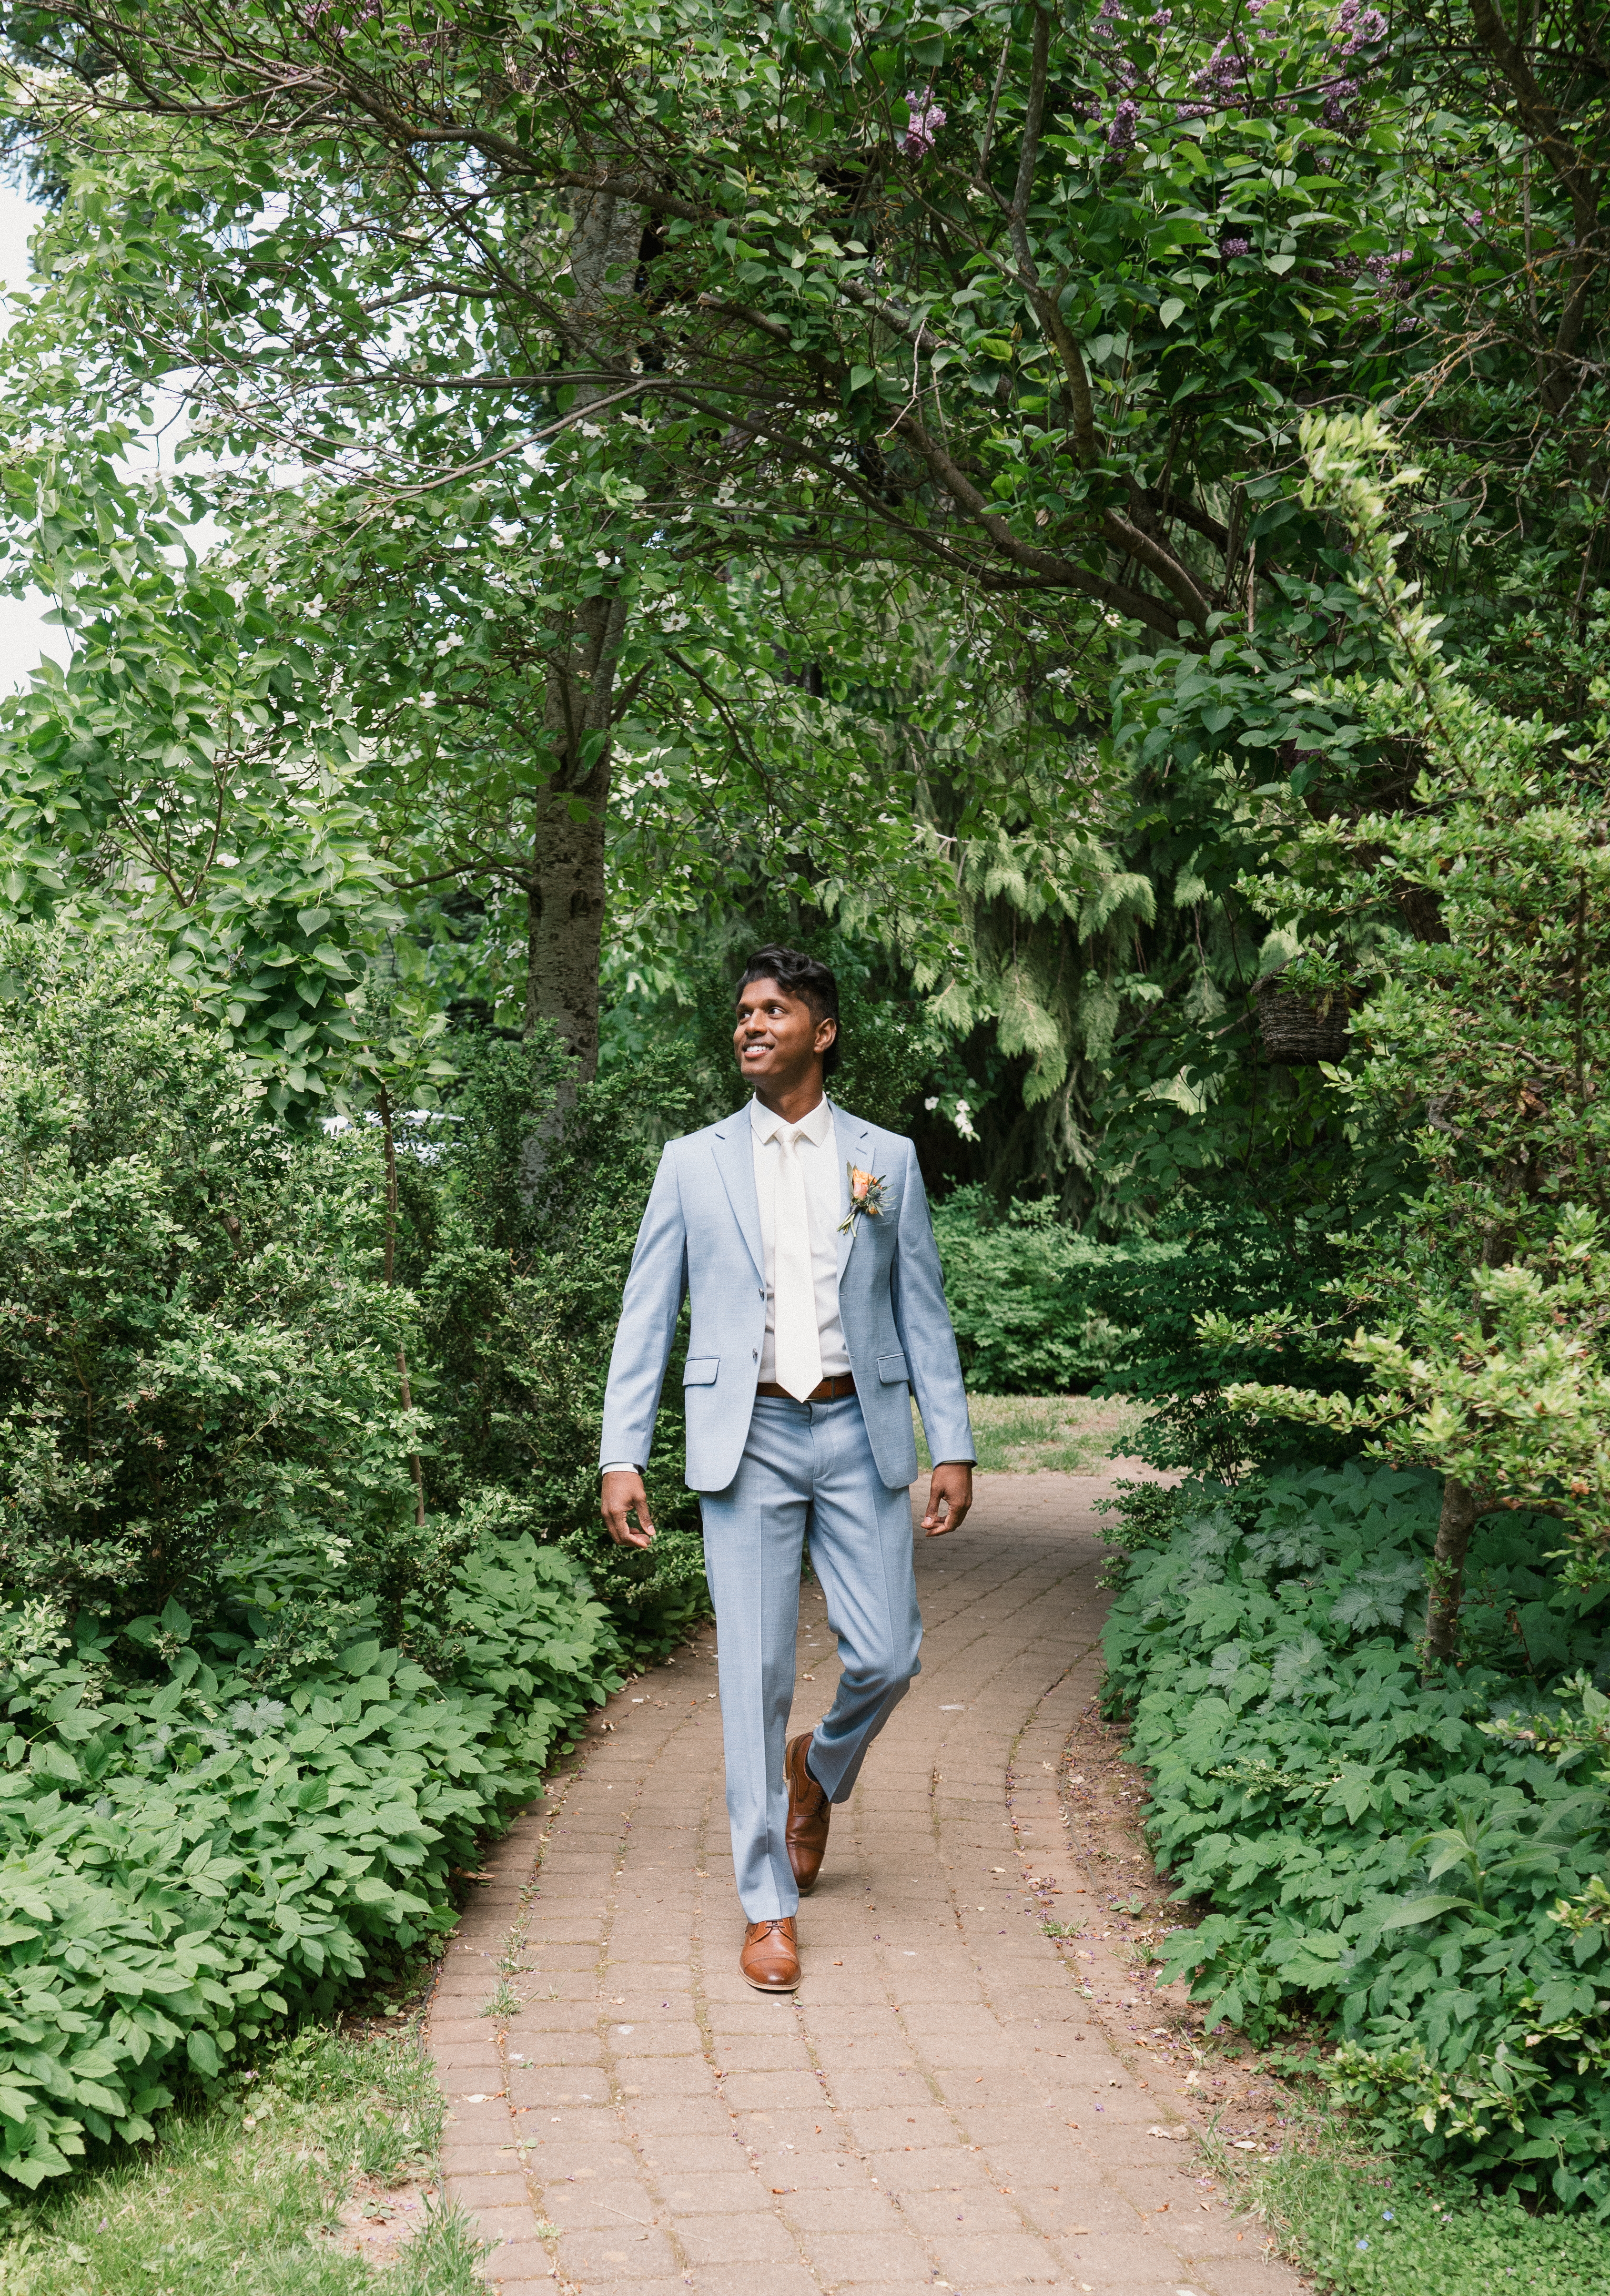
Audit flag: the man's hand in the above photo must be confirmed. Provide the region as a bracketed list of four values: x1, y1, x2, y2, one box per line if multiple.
[921, 1461, 974, 1537]
[602, 1469, 656, 1548]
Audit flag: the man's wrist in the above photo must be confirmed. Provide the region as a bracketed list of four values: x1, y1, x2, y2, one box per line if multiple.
[600, 1462, 641, 1478]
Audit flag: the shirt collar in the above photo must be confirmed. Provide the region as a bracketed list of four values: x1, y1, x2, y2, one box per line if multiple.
[749, 1093, 834, 1147]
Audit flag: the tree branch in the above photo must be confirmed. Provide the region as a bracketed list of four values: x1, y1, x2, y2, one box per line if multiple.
[1101, 509, 1213, 626]
[1154, 488, 1234, 556]
[836, 277, 948, 358]
[894, 408, 1205, 639]
[1468, 0, 1604, 414]
[1003, 5, 1097, 466]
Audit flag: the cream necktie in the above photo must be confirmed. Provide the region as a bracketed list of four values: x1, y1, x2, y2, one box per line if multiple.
[773, 1124, 823, 1402]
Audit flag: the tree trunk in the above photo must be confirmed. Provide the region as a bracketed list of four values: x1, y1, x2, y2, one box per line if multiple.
[1468, 0, 1604, 425]
[1423, 1475, 1485, 1679]
[520, 174, 643, 1081]
[524, 585, 629, 1079]
[376, 1085, 426, 1528]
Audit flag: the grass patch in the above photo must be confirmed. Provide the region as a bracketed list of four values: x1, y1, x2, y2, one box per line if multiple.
[916, 1392, 1146, 1475]
[1253, 2131, 1610, 2294]
[0, 2027, 486, 2296]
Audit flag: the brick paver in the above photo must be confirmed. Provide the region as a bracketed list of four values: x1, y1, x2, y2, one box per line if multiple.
[428, 1471, 1309, 2294]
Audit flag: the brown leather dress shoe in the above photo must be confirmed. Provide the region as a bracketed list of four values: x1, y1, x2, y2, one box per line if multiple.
[739, 1916, 800, 1991]
[785, 1729, 831, 1895]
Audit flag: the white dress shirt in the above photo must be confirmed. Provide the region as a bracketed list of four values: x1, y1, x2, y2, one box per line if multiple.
[749, 1092, 851, 1383]
[601, 1092, 850, 1473]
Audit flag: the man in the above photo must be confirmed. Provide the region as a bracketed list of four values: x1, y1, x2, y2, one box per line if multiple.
[599, 947, 976, 1991]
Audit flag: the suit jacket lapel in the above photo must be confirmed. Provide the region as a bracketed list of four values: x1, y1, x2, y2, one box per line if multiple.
[711, 1111, 765, 1284]
[831, 1104, 872, 1281]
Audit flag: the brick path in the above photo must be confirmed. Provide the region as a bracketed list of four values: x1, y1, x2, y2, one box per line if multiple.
[427, 1470, 1309, 2296]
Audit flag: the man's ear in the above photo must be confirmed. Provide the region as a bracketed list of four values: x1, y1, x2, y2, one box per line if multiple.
[816, 1016, 838, 1054]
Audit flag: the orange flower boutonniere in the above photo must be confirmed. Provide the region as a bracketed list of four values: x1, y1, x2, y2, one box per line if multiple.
[838, 1163, 889, 1239]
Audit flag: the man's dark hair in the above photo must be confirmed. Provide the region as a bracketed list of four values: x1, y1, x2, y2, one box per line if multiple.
[737, 945, 841, 1079]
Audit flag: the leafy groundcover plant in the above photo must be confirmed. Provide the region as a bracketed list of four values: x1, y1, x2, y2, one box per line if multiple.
[0, 1533, 624, 2198]
[1104, 1462, 1610, 2211]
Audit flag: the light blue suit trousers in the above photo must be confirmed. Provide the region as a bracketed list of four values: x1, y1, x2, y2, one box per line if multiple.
[703, 1393, 924, 1919]
[599, 1100, 974, 1920]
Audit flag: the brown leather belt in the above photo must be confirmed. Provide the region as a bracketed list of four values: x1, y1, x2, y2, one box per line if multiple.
[756, 1374, 857, 1401]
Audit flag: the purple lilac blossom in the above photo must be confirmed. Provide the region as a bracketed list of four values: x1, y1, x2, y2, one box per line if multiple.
[1180, 27, 1259, 118]
[1091, 0, 1384, 138]
[1093, 0, 1140, 94]
[904, 91, 947, 157]
[1320, 0, 1386, 130]
[1094, 0, 1383, 146]
[1107, 97, 1139, 151]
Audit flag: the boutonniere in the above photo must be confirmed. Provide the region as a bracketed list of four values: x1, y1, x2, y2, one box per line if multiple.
[838, 1163, 889, 1238]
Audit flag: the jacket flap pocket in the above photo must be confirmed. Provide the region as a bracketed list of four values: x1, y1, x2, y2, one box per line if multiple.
[876, 1352, 911, 1385]
[683, 1357, 720, 1387]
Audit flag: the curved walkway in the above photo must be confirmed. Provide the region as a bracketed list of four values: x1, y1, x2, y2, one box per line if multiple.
[427, 1472, 1308, 2296]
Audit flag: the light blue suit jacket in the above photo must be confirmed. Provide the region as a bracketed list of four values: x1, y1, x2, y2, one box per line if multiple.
[599, 1100, 975, 1493]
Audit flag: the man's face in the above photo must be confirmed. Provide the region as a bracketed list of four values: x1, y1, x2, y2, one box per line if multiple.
[733, 977, 836, 1090]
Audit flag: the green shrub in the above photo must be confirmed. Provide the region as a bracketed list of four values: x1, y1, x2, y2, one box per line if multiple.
[556, 1519, 712, 1674]
[1104, 1461, 1610, 2211]
[408, 1028, 706, 1583]
[0, 930, 455, 1660]
[0, 1531, 622, 2197]
[931, 1187, 1166, 1392]
[932, 1187, 1356, 1474]
[0, 934, 709, 1676]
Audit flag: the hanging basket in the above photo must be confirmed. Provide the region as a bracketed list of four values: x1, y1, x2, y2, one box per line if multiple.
[1256, 978, 1353, 1065]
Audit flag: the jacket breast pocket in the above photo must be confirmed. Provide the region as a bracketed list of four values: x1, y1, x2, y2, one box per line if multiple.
[683, 1358, 720, 1386]
[876, 1352, 911, 1386]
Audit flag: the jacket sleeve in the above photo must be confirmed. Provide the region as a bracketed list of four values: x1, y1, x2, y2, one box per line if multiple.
[890, 1139, 975, 1466]
[598, 1142, 689, 1472]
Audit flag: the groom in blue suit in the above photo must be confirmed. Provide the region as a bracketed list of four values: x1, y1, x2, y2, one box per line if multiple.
[600, 947, 975, 1991]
